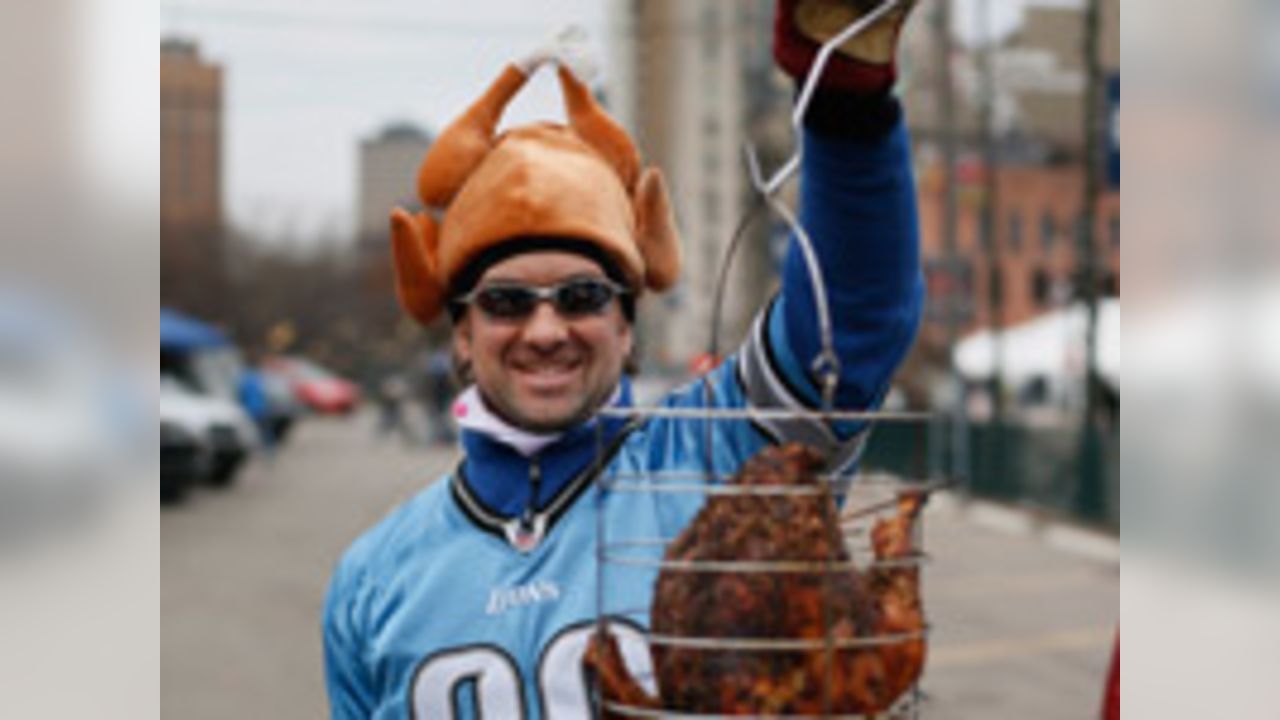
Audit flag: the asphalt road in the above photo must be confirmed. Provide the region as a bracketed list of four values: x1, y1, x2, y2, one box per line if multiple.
[161, 411, 1117, 719]
[161, 413, 456, 720]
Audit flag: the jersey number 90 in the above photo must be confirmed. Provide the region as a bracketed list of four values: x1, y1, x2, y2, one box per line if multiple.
[409, 621, 650, 719]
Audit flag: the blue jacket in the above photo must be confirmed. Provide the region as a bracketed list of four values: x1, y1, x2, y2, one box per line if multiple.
[323, 119, 923, 719]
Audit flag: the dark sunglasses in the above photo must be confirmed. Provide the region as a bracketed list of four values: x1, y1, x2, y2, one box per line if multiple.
[455, 277, 629, 320]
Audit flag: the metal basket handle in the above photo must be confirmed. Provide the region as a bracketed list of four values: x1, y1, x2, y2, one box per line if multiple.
[708, 0, 904, 412]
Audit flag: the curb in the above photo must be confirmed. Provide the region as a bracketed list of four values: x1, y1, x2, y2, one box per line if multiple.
[928, 491, 1120, 565]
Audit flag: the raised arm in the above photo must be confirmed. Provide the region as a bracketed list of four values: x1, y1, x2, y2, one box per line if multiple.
[735, 1, 924, 465]
[746, 94, 922, 411]
[653, 1, 924, 473]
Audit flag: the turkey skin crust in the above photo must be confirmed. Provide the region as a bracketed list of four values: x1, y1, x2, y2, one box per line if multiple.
[585, 443, 928, 716]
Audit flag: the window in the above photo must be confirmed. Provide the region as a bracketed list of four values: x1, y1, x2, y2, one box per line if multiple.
[1103, 272, 1119, 296]
[1039, 211, 1056, 250]
[1007, 211, 1023, 253]
[989, 265, 1004, 305]
[1032, 268, 1051, 306]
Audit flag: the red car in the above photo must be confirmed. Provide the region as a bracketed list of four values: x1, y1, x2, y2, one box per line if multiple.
[265, 356, 361, 416]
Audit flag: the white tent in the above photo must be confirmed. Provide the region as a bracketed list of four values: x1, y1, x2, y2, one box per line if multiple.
[953, 299, 1120, 391]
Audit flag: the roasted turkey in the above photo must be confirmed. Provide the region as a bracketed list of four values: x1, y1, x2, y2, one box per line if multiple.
[586, 443, 928, 716]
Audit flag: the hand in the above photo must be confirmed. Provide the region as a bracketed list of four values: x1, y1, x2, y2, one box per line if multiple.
[774, 0, 919, 94]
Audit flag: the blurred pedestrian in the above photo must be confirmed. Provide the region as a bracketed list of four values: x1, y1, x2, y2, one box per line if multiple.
[422, 347, 456, 443]
[375, 372, 413, 444]
[237, 363, 274, 451]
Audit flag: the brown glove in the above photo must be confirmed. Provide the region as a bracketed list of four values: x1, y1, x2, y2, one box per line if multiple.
[773, 0, 919, 94]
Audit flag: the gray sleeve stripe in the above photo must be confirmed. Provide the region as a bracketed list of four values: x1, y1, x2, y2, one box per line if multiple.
[737, 307, 870, 466]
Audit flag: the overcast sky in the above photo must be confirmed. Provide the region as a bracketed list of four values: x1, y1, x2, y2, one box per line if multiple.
[160, 0, 1054, 245]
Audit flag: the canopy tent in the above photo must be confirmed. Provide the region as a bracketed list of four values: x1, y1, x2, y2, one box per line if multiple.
[953, 300, 1120, 391]
[160, 308, 228, 352]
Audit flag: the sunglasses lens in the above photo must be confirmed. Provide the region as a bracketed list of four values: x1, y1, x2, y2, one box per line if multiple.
[475, 286, 537, 318]
[468, 279, 623, 319]
[555, 279, 616, 316]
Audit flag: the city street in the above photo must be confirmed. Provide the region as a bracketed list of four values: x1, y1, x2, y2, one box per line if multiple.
[162, 412, 1118, 719]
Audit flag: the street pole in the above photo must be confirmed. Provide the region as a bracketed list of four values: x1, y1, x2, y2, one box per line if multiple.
[978, 0, 1002, 423]
[977, 0, 1005, 494]
[1078, 0, 1104, 518]
[932, 0, 966, 488]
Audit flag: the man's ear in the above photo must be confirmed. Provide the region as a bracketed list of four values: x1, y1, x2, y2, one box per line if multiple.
[452, 315, 472, 365]
[451, 317, 476, 386]
[619, 315, 635, 364]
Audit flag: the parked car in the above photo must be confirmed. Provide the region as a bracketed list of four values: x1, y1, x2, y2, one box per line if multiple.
[264, 355, 361, 416]
[159, 376, 258, 487]
[161, 308, 300, 445]
[159, 419, 204, 504]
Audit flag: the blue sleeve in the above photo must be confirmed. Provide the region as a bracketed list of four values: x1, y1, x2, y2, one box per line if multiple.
[322, 562, 375, 719]
[770, 119, 924, 414]
[654, 110, 922, 471]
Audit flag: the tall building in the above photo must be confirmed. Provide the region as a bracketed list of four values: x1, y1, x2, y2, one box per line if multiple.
[357, 123, 433, 247]
[161, 37, 223, 231]
[610, 0, 789, 372]
[161, 37, 226, 315]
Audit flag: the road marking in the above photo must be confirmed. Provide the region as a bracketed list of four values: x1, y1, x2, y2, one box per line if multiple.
[928, 627, 1114, 668]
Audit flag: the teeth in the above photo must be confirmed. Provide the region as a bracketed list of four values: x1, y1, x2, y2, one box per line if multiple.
[517, 362, 579, 372]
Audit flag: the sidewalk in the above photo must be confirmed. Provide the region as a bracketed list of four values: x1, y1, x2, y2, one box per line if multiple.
[918, 494, 1119, 719]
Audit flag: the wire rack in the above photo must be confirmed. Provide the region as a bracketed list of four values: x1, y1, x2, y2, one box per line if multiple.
[592, 406, 940, 719]
[584, 2, 945, 716]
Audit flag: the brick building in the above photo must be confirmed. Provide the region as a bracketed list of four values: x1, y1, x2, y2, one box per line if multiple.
[161, 37, 227, 316]
[916, 160, 1120, 340]
[161, 37, 222, 231]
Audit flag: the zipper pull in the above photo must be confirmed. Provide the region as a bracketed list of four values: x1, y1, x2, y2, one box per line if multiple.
[504, 457, 545, 553]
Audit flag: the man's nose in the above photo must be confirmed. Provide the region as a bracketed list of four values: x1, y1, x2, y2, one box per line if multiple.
[520, 301, 570, 348]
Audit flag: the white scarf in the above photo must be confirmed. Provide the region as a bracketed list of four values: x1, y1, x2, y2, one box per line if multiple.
[452, 385, 620, 457]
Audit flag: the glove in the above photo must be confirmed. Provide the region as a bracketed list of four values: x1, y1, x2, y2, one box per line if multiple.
[774, 0, 918, 95]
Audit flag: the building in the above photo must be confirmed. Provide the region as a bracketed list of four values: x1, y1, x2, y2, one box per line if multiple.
[900, 0, 1121, 356]
[161, 37, 223, 231]
[916, 161, 1120, 341]
[901, 0, 1120, 161]
[357, 123, 433, 247]
[610, 0, 790, 371]
[161, 37, 226, 315]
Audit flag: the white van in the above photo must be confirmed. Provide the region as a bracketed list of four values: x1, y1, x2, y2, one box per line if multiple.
[159, 376, 259, 489]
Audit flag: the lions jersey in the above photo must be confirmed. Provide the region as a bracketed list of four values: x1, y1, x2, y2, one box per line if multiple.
[323, 120, 923, 719]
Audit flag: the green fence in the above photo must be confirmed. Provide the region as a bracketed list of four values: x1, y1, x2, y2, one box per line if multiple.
[861, 420, 1119, 531]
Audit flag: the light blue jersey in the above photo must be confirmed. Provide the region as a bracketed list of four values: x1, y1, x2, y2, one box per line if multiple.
[324, 119, 923, 719]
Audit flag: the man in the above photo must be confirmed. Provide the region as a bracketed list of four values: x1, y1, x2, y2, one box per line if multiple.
[324, 1, 923, 717]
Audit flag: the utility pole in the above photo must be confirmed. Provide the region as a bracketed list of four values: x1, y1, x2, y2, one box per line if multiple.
[1077, 0, 1104, 518]
[976, 0, 1005, 498]
[977, 0, 1003, 422]
[932, 0, 966, 487]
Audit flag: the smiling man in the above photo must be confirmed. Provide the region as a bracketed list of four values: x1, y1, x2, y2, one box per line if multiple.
[452, 251, 634, 433]
[324, 2, 924, 717]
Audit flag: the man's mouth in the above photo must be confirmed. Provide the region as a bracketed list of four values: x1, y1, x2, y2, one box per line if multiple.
[512, 360, 583, 391]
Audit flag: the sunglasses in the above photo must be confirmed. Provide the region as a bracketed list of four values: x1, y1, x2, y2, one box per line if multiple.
[455, 277, 629, 320]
